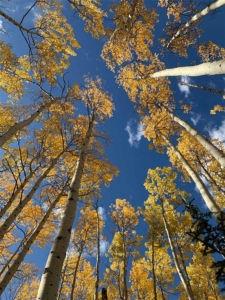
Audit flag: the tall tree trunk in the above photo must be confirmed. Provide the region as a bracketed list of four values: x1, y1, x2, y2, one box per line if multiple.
[161, 205, 195, 300]
[160, 132, 222, 221]
[122, 239, 128, 300]
[0, 188, 65, 295]
[178, 80, 225, 96]
[57, 255, 69, 300]
[151, 238, 157, 300]
[36, 113, 94, 300]
[176, 243, 193, 297]
[70, 252, 82, 300]
[94, 206, 101, 300]
[145, 59, 225, 78]
[0, 9, 42, 36]
[0, 167, 38, 219]
[102, 288, 108, 300]
[0, 99, 58, 147]
[167, 0, 225, 48]
[0, 234, 28, 277]
[0, 153, 62, 240]
[161, 105, 225, 167]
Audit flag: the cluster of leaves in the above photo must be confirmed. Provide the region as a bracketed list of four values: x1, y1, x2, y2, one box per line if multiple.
[183, 198, 225, 289]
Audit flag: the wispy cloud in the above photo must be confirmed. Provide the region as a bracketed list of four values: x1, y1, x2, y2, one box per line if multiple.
[209, 81, 216, 89]
[0, 20, 5, 32]
[190, 112, 201, 126]
[125, 119, 143, 147]
[100, 240, 109, 255]
[178, 76, 191, 98]
[98, 206, 106, 221]
[206, 120, 225, 147]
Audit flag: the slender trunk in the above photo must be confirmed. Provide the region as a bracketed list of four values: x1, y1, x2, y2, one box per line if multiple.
[70, 252, 82, 300]
[36, 113, 94, 300]
[57, 256, 69, 300]
[102, 288, 108, 300]
[151, 239, 157, 300]
[0, 9, 42, 36]
[198, 158, 225, 195]
[145, 59, 225, 78]
[0, 167, 37, 219]
[0, 99, 57, 147]
[159, 285, 166, 300]
[0, 189, 65, 295]
[167, 0, 225, 48]
[0, 234, 27, 277]
[160, 133, 222, 221]
[94, 208, 101, 300]
[161, 105, 225, 167]
[177, 244, 193, 296]
[178, 80, 225, 96]
[123, 239, 128, 300]
[0, 153, 62, 240]
[161, 205, 195, 300]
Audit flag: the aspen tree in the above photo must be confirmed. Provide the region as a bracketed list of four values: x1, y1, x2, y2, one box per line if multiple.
[143, 167, 202, 299]
[103, 199, 142, 300]
[37, 78, 115, 299]
[0, 188, 67, 295]
[166, 0, 225, 49]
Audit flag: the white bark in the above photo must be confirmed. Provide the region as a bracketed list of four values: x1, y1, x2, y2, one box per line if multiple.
[0, 99, 57, 148]
[94, 207, 101, 300]
[162, 106, 225, 167]
[0, 168, 37, 219]
[0, 153, 62, 240]
[0, 189, 64, 296]
[161, 207, 195, 300]
[160, 133, 222, 221]
[147, 59, 225, 78]
[36, 114, 94, 300]
[167, 0, 225, 48]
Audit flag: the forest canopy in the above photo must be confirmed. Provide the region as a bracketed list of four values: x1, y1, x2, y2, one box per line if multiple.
[0, 0, 225, 299]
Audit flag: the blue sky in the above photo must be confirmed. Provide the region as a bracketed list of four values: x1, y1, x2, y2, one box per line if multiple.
[0, 0, 225, 298]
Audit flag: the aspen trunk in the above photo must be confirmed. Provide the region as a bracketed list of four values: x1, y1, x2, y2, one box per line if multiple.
[94, 207, 101, 300]
[36, 114, 94, 300]
[147, 59, 225, 78]
[0, 189, 64, 295]
[102, 288, 108, 300]
[162, 106, 225, 167]
[0, 9, 42, 36]
[161, 206, 195, 300]
[0, 99, 57, 147]
[123, 239, 128, 300]
[0, 153, 62, 240]
[0, 234, 27, 277]
[70, 252, 82, 300]
[178, 80, 225, 96]
[57, 256, 69, 300]
[160, 133, 222, 221]
[0, 167, 37, 219]
[151, 238, 157, 300]
[167, 0, 225, 48]
[177, 244, 193, 296]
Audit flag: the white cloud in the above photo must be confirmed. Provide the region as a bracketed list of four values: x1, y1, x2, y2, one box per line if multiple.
[178, 76, 191, 98]
[98, 207, 106, 221]
[125, 119, 143, 147]
[190, 112, 201, 126]
[100, 240, 109, 255]
[0, 20, 5, 32]
[207, 120, 225, 147]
